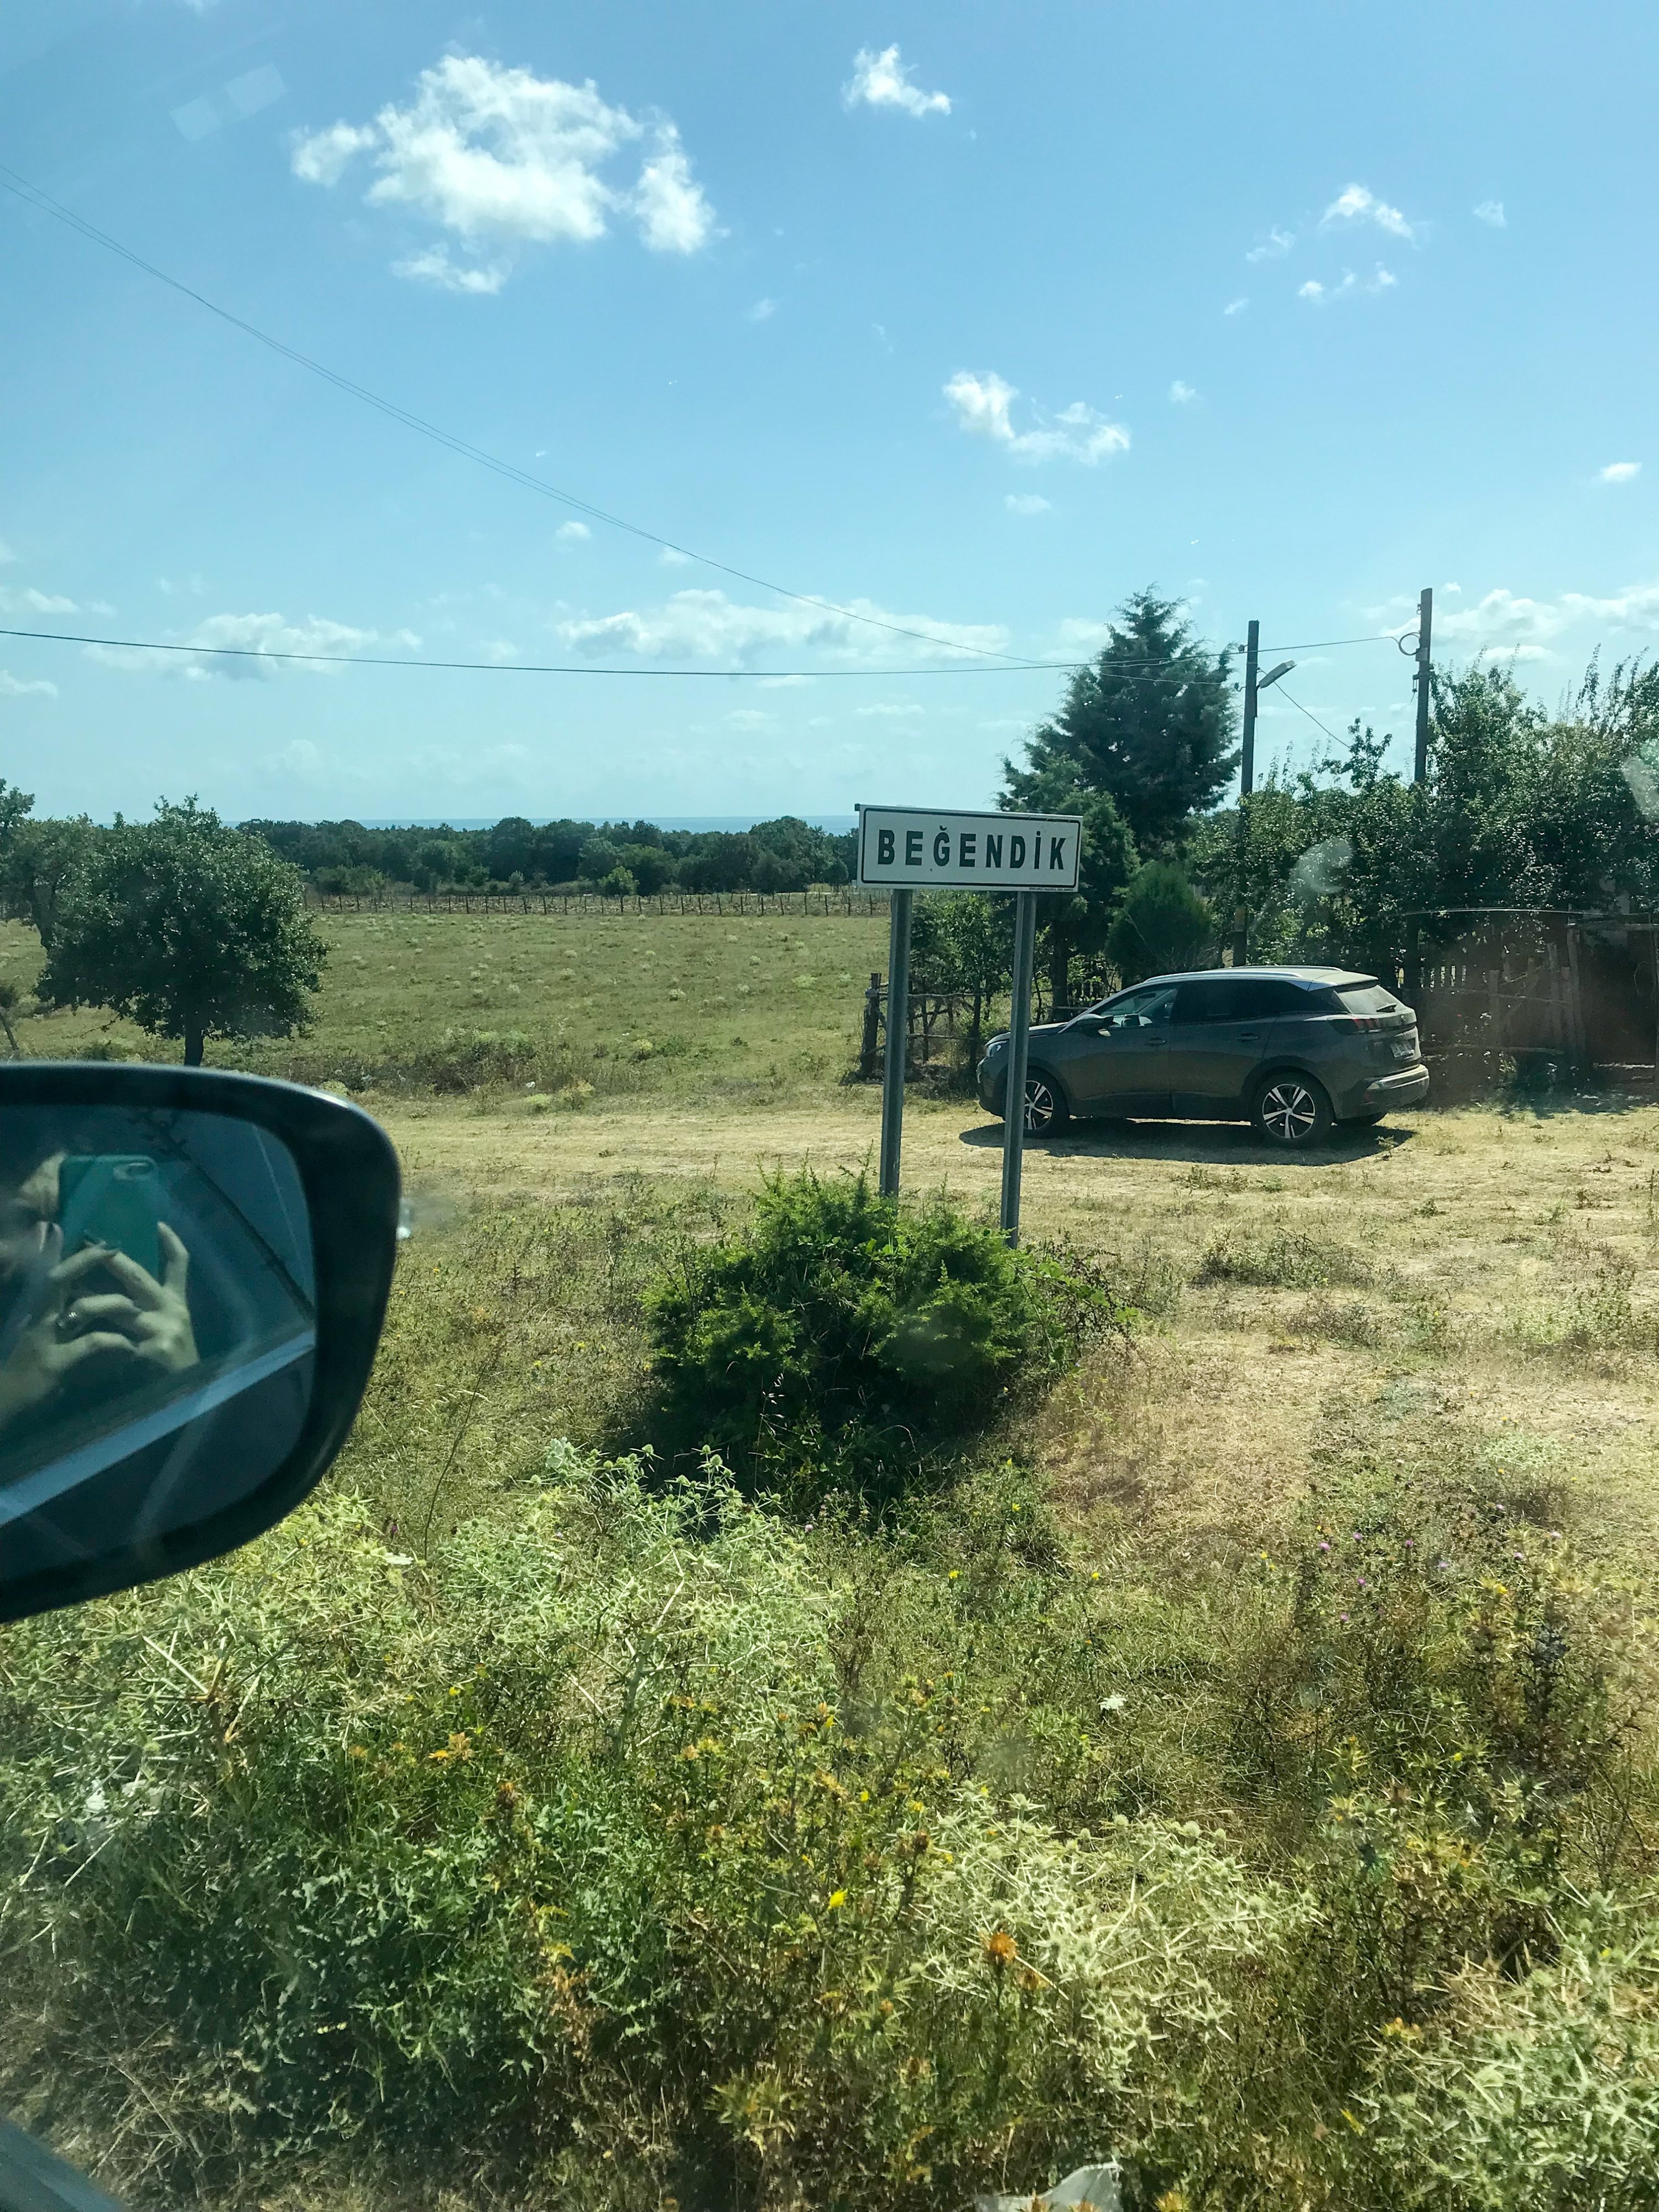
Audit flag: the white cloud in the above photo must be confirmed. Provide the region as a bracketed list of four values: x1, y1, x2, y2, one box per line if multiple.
[1599, 461, 1641, 484]
[393, 247, 507, 294]
[554, 587, 1008, 664]
[1322, 182, 1415, 240]
[290, 121, 376, 186]
[1052, 617, 1113, 652]
[745, 296, 776, 322]
[1246, 226, 1293, 263]
[1168, 380, 1197, 404]
[0, 585, 79, 615]
[1430, 581, 1659, 655]
[658, 547, 693, 566]
[1004, 493, 1051, 514]
[0, 670, 57, 698]
[556, 520, 592, 541]
[1298, 265, 1395, 305]
[724, 708, 776, 730]
[843, 45, 951, 119]
[87, 611, 417, 680]
[633, 128, 716, 253]
[1474, 199, 1506, 228]
[943, 370, 1129, 465]
[1223, 296, 1248, 316]
[856, 701, 925, 718]
[291, 56, 716, 290]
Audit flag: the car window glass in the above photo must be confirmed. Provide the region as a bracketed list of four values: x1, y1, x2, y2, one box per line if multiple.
[1239, 979, 1316, 1016]
[1337, 983, 1400, 1016]
[1100, 985, 1177, 1030]
[1173, 979, 1232, 1022]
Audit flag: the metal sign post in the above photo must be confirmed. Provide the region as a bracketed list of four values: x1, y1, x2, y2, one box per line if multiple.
[999, 889, 1038, 1245]
[856, 804, 1081, 1224]
[878, 888, 912, 1196]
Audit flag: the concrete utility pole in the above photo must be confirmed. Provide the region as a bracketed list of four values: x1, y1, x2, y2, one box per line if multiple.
[1232, 619, 1260, 967]
[999, 891, 1039, 1245]
[1405, 586, 1434, 999]
[1412, 586, 1434, 782]
[878, 890, 912, 1196]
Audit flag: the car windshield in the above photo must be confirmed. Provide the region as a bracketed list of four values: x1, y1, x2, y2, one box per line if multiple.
[2, 4, 1648, 2207]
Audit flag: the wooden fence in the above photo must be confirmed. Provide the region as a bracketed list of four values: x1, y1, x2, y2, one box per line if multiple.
[304, 887, 890, 919]
[1415, 917, 1659, 1074]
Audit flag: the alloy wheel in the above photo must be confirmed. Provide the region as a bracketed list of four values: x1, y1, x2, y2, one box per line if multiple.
[1024, 1075, 1061, 1135]
[1258, 1079, 1319, 1144]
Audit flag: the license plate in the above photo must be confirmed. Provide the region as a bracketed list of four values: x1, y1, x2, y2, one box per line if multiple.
[1392, 1040, 1417, 1060]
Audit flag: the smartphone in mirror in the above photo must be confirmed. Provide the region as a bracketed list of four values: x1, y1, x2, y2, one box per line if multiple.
[0, 1066, 399, 1624]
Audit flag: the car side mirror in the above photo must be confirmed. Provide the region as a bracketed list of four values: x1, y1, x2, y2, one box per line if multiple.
[0, 1063, 400, 1626]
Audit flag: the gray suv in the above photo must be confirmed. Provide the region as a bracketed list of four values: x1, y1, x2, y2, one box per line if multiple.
[978, 967, 1428, 1147]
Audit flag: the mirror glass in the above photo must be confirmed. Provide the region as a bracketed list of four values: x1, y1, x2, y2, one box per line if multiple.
[0, 1106, 314, 1594]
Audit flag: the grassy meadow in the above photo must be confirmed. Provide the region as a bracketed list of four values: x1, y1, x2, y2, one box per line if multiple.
[0, 907, 893, 1106]
[4, 907, 1659, 2211]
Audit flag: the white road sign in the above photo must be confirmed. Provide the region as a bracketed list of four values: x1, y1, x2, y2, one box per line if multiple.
[856, 804, 1082, 893]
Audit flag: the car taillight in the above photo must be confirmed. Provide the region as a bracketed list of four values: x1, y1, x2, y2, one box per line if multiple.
[1333, 1014, 1381, 1034]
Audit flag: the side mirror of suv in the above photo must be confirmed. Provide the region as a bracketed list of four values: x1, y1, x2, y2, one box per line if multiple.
[0, 1063, 400, 1627]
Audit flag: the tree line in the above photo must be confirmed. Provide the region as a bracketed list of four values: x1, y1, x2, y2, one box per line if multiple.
[242, 813, 858, 898]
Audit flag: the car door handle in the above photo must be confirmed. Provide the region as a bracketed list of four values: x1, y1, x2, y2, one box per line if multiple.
[1237, 1029, 1261, 1041]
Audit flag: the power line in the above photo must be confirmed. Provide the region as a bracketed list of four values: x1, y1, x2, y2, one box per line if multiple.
[1273, 685, 1344, 745]
[0, 623, 1084, 678]
[0, 163, 1043, 670]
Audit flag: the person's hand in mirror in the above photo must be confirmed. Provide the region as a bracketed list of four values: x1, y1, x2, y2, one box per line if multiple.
[0, 1223, 199, 1437]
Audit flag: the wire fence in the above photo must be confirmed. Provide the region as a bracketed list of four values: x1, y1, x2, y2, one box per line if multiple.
[304, 886, 891, 919]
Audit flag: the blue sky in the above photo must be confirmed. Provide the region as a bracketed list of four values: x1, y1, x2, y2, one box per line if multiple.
[1, 1, 1655, 825]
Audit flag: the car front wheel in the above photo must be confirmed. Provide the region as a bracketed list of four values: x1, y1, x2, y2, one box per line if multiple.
[1022, 1072, 1070, 1138]
[1251, 1072, 1332, 1149]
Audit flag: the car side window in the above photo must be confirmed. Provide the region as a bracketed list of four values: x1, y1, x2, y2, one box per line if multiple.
[1100, 985, 1177, 1030]
[1174, 979, 1231, 1022]
[1234, 979, 1312, 1017]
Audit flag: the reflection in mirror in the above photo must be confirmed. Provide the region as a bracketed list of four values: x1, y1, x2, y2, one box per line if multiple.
[0, 1107, 314, 1593]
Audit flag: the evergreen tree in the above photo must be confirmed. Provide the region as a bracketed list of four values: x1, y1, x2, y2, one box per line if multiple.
[1005, 589, 1239, 852]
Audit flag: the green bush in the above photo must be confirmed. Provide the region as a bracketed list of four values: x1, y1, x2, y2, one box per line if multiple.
[641, 1169, 1120, 1510]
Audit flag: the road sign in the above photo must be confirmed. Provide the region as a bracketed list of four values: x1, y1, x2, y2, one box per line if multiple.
[857, 805, 1082, 893]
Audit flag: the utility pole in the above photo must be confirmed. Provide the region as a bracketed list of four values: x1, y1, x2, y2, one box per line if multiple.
[1412, 586, 1433, 782]
[1405, 585, 1433, 999]
[878, 890, 912, 1196]
[1232, 619, 1259, 968]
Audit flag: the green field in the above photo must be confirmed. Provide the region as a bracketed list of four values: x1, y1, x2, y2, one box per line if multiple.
[0, 907, 894, 1104]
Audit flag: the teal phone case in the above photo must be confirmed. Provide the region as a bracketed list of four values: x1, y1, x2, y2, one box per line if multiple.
[57, 1155, 161, 1281]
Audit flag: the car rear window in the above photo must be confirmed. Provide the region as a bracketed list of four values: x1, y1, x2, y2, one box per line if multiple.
[1336, 984, 1402, 1016]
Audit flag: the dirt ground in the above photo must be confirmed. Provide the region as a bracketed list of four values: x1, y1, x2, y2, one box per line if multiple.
[379, 1088, 1659, 1565]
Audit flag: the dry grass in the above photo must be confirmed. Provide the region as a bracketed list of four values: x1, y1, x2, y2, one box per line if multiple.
[375, 1086, 1659, 1579]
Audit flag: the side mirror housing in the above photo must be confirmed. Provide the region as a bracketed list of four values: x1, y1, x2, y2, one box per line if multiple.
[0, 1064, 400, 1625]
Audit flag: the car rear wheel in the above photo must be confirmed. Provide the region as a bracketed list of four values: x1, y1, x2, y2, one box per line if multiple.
[1251, 1072, 1332, 1149]
[1022, 1072, 1070, 1138]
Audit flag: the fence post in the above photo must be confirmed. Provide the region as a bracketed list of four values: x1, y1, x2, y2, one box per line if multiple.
[860, 972, 882, 1080]
[1566, 922, 1588, 1073]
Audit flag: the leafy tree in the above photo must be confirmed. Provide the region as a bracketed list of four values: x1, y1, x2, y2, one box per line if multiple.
[1006, 589, 1239, 852]
[911, 890, 1014, 1068]
[1107, 860, 1215, 982]
[38, 799, 326, 1066]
